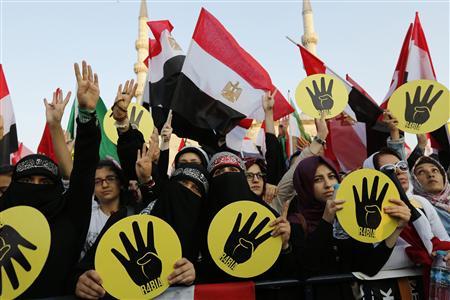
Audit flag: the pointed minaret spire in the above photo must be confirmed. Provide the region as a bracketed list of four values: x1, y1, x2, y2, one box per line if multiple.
[302, 0, 318, 55]
[134, 0, 149, 103]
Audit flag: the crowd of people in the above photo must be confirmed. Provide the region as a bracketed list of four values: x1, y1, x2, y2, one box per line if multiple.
[0, 61, 449, 299]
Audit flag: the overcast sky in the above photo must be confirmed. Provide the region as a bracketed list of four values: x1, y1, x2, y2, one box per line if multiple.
[1, 0, 448, 150]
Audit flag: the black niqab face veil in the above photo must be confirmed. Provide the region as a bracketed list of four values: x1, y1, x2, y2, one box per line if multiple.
[152, 164, 209, 262]
[0, 155, 65, 220]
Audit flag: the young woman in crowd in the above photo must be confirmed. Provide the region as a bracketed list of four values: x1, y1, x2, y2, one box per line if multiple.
[411, 156, 450, 233]
[289, 155, 411, 299]
[0, 61, 101, 298]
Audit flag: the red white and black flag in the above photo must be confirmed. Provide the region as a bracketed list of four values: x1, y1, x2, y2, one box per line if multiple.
[383, 13, 449, 167]
[0, 65, 19, 165]
[171, 8, 293, 138]
[142, 20, 185, 131]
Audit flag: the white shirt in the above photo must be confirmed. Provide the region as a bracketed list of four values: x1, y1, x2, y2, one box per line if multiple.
[80, 199, 110, 259]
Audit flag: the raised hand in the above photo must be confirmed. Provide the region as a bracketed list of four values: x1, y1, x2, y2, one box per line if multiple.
[160, 110, 173, 151]
[111, 221, 162, 286]
[112, 79, 138, 122]
[306, 77, 334, 114]
[223, 212, 272, 265]
[405, 85, 443, 128]
[44, 88, 71, 126]
[74, 61, 99, 110]
[0, 225, 37, 295]
[353, 176, 389, 229]
[262, 89, 277, 113]
[136, 140, 154, 184]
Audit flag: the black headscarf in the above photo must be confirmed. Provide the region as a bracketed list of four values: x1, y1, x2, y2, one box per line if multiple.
[0, 154, 65, 220]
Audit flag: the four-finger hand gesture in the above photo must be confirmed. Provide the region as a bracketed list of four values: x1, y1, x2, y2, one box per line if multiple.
[0, 225, 37, 294]
[223, 212, 272, 265]
[307, 77, 334, 114]
[74, 61, 99, 110]
[44, 89, 71, 126]
[405, 85, 443, 128]
[262, 89, 277, 113]
[111, 221, 162, 286]
[353, 176, 389, 230]
[136, 141, 155, 184]
[112, 79, 138, 122]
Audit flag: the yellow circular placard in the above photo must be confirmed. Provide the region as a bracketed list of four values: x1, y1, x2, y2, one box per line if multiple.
[208, 200, 281, 278]
[95, 215, 181, 299]
[388, 80, 450, 134]
[103, 103, 154, 144]
[336, 169, 400, 243]
[0, 206, 51, 299]
[295, 74, 349, 119]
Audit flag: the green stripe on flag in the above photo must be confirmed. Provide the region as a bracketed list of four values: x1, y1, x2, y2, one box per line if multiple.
[66, 97, 119, 161]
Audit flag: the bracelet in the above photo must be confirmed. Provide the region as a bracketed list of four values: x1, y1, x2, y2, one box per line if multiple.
[313, 135, 326, 146]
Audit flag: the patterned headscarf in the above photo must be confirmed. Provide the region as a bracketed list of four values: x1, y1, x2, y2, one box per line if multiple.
[412, 156, 450, 212]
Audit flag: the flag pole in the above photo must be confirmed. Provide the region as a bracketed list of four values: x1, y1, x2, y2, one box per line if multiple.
[286, 36, 300, 46]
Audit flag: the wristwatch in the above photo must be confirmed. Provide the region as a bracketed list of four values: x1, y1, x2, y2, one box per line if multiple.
[313, 136, 326, 146]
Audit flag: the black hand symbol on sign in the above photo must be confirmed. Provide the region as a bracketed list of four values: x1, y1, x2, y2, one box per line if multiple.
[306, 77, 334, 113]
[129, 106, 144, 128]
[405, 85, 443, 126]
[0, 225, 37, 295]
[111, 221, 162, 286]
[353, 176, 389, 230]
[223, 212, 272, 265]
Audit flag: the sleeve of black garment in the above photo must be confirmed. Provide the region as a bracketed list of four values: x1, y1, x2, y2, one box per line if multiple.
[157, 149, 169, 182]
[300, 219, 335, 276]
[347, 240, 394, 277]
[65, 117, 100, 241]
[407, 145, 424, 169]
[117, 127, 145, 182]
[68, 208, 127, 293]
[265, 132, 286, 185]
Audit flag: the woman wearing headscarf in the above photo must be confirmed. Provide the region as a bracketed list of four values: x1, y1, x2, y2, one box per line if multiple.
[363, 148, 450, 296]
[197, 152, 298, 285]
[411, 156, 450, 234]
[290, 156, 410, 300]
[73, 139, 200, 299]
[0, 61, 101, 298]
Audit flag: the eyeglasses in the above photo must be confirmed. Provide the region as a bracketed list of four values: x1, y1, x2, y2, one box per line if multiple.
[380, 160, 409, 173]
[95, 175, 118, 186]
[245, 172, 266, 181]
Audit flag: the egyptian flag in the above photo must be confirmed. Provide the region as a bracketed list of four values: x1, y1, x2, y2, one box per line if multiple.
[382, 13, 449, 168]
[142, 20, 185, 131]
[297, 45, 384, 171]
[0, 65, 19, 165]
[156, 281, 255, 300]
[171, 8, 293, 139]
[11, 142, 33, 165]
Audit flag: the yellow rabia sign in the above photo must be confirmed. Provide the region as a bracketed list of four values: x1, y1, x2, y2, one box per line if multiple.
[208, 200, 281, 278]
[95, 215, 181, 299]
[336, 169, 400, 243]
[388, 80, 449, 134]
[104, 103, 154, 144]
[0, 206, 50, 298]
[295, 74, 349, 119]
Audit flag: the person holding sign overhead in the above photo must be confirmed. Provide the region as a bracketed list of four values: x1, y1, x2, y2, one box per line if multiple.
[0, 61, 101, 298]
[288, 156, 411, 300]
